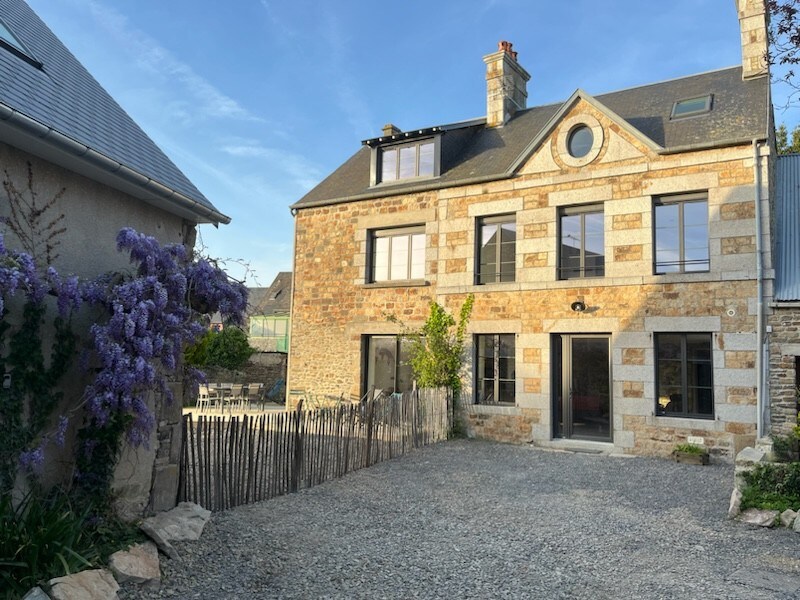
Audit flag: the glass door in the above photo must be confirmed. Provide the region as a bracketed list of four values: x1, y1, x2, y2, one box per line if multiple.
[553, 334, 611, 441]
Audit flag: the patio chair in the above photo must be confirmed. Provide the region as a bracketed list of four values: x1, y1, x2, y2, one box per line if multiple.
[196, 384, 212, 412]
[230, 383, 244, 411]
[265, 379, 285, 405]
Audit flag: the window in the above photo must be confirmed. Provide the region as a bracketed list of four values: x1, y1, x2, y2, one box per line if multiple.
[671, 95, 712, 119]
[380, 140, 435, 183]
[249, 316, 289, 352]
[0, 17, 42, 69]
[655, 333, 713, 418]
[476, 215, 516, 284]
[363, 335, 414, 395]
[368, 226, 425, 283]
[559, 205, 604, 279]
[475, 334, 515, 405]
[567, 126, 593, 158]
[654, 193, 709, 274]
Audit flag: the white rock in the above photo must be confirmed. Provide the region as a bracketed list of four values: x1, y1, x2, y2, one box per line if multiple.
[109, 542, 160, 588]
[794, 515, 800, 533]
[140, 521, 179, 561]
[735, 446, 768, 467]
[738, 508, 779, 527]
[22, 587, 49, 600]
[142, 502, 211, 542]
[727, 488, 742, 518]
[780, 508, 797, 528]
[49, 569, 119, 600]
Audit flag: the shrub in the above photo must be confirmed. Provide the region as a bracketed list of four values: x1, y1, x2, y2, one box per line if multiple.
[741, 462, 800, 513]
[673, 443, 706, 455]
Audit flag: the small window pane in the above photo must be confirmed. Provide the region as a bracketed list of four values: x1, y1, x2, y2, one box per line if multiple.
[381, 149, 397, 182]
[0, 21, 25, 52]
[373, 237, 390, 281]
[410, 233, 425, 279]
[398, 146, 417, 179]
[672, 96, 711, 118]
[418, 143, 434, 177]
[390, 235, 410, 280]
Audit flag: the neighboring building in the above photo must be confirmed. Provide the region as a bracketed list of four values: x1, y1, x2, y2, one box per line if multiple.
[0, 0, 229, 513]
[248, 272, 292, 353]
[770, 155, 800, 436]
[288, 0, 774, 458]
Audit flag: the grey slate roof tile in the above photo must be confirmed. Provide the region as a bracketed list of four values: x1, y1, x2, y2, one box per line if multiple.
[0, 0, 225, 220]
[293, 66, 769, 209]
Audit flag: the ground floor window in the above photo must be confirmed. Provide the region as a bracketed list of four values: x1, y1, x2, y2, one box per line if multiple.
[475, 334, 515, 404]
[363, 335, 414, 395]
[655, 333, 713, 418]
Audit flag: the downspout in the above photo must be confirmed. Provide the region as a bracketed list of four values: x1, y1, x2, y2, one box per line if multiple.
[753, 139, 765, 440]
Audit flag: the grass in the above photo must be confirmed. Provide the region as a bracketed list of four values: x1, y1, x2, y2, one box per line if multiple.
[740, 462, 800, 514]
[673, 443, 706, 455]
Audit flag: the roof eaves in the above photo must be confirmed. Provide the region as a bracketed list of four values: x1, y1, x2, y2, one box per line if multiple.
[657, 136, 768, 155]
[290, 172, 509, 211]
[0, 102, 230, 225]
[506, 90, 663, 175]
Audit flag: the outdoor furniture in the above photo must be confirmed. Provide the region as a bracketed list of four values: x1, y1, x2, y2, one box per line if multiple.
[265, 379, 284, 405]
[196, 384, 212, 412]
[230, 384, 244, 411]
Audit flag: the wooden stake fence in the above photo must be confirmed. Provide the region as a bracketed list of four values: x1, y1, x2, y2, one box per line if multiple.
[178, 388, 451, 512]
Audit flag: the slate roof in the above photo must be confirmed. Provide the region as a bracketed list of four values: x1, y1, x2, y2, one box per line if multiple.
[293, 66, 769, 210]
[775, 154, 800, 302]
[0, 0, 229, 224]
[248, 272, 292, 317]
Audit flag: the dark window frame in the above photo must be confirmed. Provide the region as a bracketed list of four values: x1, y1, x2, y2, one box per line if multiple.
[366, 225, 426, 283]
[653, 192, 710, 274]
[0, 17, 42, 69]
[558, 203, 605, 280]
[475, 214, 516, 285]
[370, 136, 441, 185]
[654, 332, 714, 419]
[474, 333, 516, 405]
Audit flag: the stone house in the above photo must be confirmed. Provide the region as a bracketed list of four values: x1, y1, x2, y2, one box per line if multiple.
[288, 0, 774, 458]
[0, 0, 229, 513]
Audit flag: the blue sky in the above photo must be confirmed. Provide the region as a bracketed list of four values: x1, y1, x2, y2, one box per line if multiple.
[25, 0, 791, 286]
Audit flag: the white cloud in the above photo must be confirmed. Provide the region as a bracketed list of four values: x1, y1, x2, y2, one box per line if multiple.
[220, 139, 324, 192]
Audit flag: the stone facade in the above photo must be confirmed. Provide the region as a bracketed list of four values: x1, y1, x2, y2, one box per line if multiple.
[768, 307, 800, 436]
[289, 96, 772, 459]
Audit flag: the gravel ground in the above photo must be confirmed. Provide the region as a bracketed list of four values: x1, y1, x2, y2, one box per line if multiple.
[120, 440, 800, 599]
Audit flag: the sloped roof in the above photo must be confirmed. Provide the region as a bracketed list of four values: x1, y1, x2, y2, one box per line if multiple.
[775, 154, 800, 302]
[248, 272, 292, 317]
[293, 66, 769, 210]
[0, 0, 229, 225]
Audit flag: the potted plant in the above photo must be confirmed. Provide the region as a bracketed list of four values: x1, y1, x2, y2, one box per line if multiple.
[672, 443, 710, 465]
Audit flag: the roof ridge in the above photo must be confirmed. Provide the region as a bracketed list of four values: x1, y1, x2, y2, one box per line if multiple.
[595, 65, 743, 98]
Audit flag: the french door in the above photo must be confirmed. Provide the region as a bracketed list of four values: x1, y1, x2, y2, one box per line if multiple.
[553, 334, 612, 441]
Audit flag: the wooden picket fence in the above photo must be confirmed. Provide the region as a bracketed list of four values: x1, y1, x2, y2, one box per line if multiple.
[177, 388, 452, 511]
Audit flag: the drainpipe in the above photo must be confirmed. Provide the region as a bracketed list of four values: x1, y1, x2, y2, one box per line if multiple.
[753, 139, 764, 440]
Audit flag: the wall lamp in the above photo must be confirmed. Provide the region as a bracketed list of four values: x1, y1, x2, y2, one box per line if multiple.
[570, 301, 587, 313]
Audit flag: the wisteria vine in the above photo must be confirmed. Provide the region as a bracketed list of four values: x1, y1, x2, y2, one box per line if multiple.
[0, 228, 247, 494]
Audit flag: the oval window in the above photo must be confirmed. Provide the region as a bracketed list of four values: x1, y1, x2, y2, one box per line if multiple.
[567, 125, 593, 158]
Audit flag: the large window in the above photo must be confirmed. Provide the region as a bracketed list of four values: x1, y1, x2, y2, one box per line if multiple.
[476, 215, 516, 284]
[475, 334, 516, 405]
[654, 193, 709, 274]
[380, 140, 435, 183]
[249, 316, 289, 352]
[368, 226, 425, 283]
[559, 205, 605, 279]
[655, 333, 713, 418]
[363, 336, 414, 395]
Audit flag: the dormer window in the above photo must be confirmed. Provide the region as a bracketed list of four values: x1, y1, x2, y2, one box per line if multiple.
[380, 139, 436, 183]
[671, 95, 712, 119]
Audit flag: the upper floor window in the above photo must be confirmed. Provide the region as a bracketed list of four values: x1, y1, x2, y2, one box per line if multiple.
[368, 226, 425, 283]
[476, 214, 516, 284]
[559, 205, 604, 279]
[0, 17, 42, 69]
[380, 140, 435, 183]
[654, 193, 709, 274]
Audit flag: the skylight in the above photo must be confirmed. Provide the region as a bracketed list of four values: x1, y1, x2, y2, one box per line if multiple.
[671, 95, 712, 119]
[0, 17, 42, 69]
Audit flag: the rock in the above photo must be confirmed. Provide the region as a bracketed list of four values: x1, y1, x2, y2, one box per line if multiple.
[49, 569, 120, 600]
[735, 446, 768, 467]
[738, 508, 779, 527]
[780, 509, 797, 528]
[22, 587, 49, 600]
[140, 520, 180, 561]
[728, 488, 742, 518]
[109, 542, 160, 588]
[794, 515, 800, 533]
[142, 502, 211, 542]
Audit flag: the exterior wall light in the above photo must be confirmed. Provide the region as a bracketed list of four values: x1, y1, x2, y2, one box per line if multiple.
[570, 301, 586, 313]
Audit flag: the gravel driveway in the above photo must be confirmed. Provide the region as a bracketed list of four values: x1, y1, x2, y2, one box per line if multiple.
[121, 440, 800, 599]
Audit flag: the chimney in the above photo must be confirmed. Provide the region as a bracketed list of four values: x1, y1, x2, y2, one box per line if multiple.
[382, 123, 401, 137]
[483, 41, 531, 127]
[736, 0, 769, 79]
